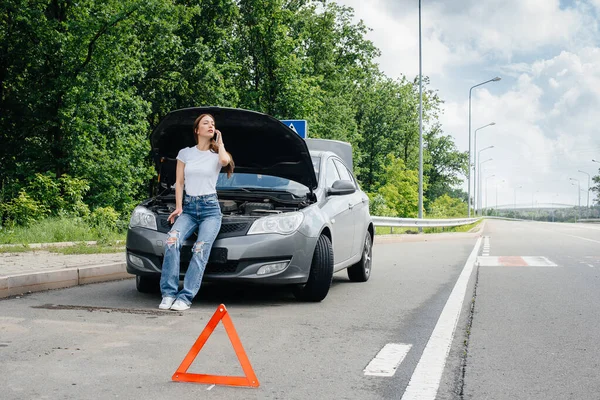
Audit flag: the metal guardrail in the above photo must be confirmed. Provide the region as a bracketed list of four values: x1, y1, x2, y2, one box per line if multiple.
[372, 216, 480, 228]
[577, 218, 600, 223]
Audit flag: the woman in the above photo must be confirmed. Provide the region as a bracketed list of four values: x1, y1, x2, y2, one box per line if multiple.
[158, 113, 234, 311]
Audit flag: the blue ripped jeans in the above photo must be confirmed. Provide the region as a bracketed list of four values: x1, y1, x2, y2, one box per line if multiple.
[160, 193, 222, 305]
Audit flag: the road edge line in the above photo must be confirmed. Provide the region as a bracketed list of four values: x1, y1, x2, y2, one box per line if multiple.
[401, 236, 483, 400]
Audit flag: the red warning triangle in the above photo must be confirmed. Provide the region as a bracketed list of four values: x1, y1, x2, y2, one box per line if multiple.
[171, 304, 259, 388]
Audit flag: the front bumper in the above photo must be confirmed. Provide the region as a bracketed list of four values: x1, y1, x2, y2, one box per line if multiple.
[126, 227, 318, 285]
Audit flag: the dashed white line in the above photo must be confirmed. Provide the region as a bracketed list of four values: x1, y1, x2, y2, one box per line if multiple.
[364, 343, 412, 377]
[482, 236, 491, 256]
[401, 237, 483, 400]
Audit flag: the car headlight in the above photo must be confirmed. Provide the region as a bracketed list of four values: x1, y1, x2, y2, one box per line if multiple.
[129, 206, 158, 230]
[247, 212, 304, 235]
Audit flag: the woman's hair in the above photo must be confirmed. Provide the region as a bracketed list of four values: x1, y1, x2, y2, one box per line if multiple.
[193, 113, 235, 178]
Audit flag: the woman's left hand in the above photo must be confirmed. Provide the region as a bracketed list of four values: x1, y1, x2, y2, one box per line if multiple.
[215, 129, 224, 147]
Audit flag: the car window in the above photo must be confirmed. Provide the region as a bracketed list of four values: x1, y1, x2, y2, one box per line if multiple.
[333, 159, 354, 186]
[325, 158, 340, 188]
[311, 156, 320, 180]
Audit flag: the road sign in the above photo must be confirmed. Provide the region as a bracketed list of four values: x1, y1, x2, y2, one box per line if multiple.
[280, 120, 307, 138]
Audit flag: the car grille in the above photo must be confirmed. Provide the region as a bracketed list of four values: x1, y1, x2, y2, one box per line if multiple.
[205, 262, 239, 274]
[156, 256, 239, 275]
[156, 215, 251, 238]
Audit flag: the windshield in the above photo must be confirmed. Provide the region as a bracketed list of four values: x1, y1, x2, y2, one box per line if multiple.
[216, 156, 320, 197]
[217, 172, 310, 197]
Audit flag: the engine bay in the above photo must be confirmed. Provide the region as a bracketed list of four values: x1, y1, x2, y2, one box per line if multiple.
[147, 194, 303, 217]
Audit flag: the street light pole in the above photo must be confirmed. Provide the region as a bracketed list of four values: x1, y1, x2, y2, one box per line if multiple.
[485, 175, 495, 214]
[418, 0, 423, 228]
[479, 158, 492, 215]
[477, 146, 494, 215]
[514, 185, 522, 213]
[473, 122, 495, 215]
[578, 170, 590, 208]
[495, 179, 505, 211]
[468, 76, 501, 217]
[570, 178, 581, 221]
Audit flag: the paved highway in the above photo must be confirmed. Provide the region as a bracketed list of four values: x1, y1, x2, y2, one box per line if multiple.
[1, 220, 599, 399]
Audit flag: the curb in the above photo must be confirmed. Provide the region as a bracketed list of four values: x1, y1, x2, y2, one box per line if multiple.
[0, 240, 125, 249]
[0, 262, 132, 299]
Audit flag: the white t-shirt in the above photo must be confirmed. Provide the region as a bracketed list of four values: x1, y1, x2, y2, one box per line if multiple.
[176, 146, 223, 196]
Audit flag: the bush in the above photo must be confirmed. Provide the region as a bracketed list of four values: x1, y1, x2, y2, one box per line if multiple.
[87, 206, 120, 231]
[0, 190, 49, 227]
[26, 172, 66, 213]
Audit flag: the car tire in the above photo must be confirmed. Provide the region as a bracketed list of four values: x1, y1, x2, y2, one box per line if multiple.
[136, 275, 160, 293]
[347, 231, 372, 282]
[293, 234, 334, 302]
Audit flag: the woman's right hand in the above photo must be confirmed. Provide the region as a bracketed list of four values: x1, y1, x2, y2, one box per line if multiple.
[168, 208, 183, 224]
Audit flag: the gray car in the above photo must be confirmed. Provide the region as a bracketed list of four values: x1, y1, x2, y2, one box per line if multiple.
[126, 107, 374, 301]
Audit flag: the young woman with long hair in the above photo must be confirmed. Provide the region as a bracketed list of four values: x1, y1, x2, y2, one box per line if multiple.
[158, 113, 234, 311]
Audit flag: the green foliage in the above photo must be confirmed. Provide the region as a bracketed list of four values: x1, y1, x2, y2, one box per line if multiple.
[377, 155, 422, 218]
[1, 0, 470, 232]
[368, 193, 397, 217]
[0, 216, 124, 245]
[428, 194, 468, 218]
[1, 190, 49, 227]
[87, 206, 120, 231]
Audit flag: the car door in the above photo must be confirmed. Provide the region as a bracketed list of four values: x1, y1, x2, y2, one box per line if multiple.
[333, 159, 364, 258]
[349, 170, 370, 257]
[321, 157, 354, 265]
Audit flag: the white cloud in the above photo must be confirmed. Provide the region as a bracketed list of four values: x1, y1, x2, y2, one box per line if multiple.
[335, 0, 600, 206]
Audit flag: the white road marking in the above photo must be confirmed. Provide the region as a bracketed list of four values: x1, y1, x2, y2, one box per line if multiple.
[207, 384, 215, 391]
[482, 236, 491, 256]
[363, 343, 413, 377]
[563, 234, 600, 245]
[477, 256, 557, 267]
[401, 237, 482, 400]
[587, 264, 594, 268]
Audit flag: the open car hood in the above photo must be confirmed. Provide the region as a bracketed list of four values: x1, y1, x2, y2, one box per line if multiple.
[151, 107, 318, 191]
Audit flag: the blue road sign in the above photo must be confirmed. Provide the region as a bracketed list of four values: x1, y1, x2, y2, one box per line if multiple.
[280, 120, 307, 138]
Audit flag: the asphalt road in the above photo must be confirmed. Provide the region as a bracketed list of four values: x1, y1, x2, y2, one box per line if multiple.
[460, 220, 600, 400]
[1, 220, 599, 399]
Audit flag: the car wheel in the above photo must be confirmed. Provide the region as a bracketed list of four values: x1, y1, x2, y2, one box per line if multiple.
[293, 234, 334, 302]
[347, 231, 372, 282]
[136, 275, 160, 293]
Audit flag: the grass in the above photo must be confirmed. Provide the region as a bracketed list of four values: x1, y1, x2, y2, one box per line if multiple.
[0, 241, 124, 254]
[49, 242, 125, 255]
[375, 219, 482, 236]
[0, 217, 125, 245]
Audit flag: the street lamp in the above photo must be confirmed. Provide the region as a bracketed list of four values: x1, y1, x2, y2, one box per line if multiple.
[477, 146, 494, 215]
[478, 157, 493, 215]
[418, 0, 423, 226]
[514, 185, 523, 211]
[495, 179, 505, 210]
[484, 174, 496, 213]
[531, 189, 539, 221]
[578, 170, 591, 208]
[570, 178, 581, 221]
[473, 122, 496, 214]
[468, 76, 501, 217]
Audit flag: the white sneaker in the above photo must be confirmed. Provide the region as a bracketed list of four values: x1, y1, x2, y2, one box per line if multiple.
[159, 297, 176, 310]
[170, 299, 190, 311]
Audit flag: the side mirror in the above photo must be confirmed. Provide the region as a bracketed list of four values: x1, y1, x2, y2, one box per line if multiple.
[327, 180, 356, 196]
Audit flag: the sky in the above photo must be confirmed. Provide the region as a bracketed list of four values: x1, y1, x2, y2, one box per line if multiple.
[334, 0, 600, 209]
